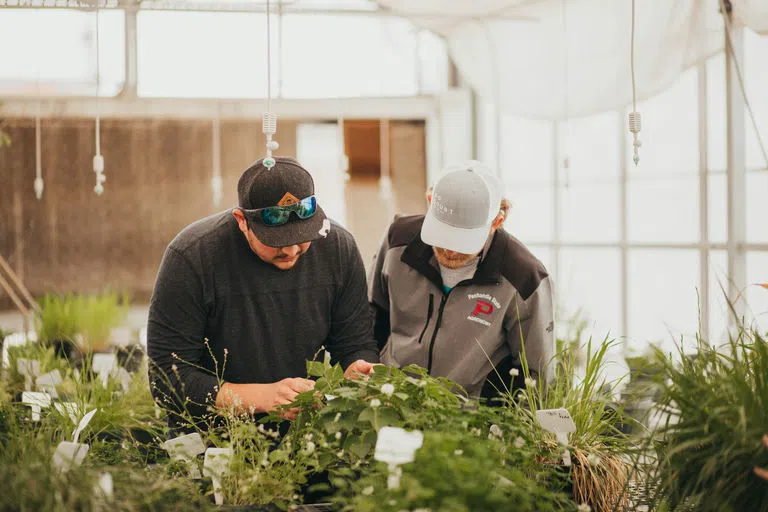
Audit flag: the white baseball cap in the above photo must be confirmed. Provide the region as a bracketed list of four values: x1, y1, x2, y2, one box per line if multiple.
[421, 161, 502, 254]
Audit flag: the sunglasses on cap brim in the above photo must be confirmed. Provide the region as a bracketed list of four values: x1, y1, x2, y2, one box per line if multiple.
[240, 195, 317, 227]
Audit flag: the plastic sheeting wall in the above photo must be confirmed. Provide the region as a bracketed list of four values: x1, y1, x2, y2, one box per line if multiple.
[0, 117, 298, 307]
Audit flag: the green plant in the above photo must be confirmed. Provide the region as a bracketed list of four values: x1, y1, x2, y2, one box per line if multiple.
[79, 291, 130, 351]
[35, 293, 84, 345]
[646, 327, 768, 512]
[508, 336, 633, 511]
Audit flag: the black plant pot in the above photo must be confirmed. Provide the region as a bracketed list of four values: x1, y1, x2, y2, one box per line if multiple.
[116, 344, 145, 373]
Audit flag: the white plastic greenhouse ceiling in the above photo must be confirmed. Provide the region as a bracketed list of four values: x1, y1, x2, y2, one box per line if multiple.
[1, 0, 767, 510]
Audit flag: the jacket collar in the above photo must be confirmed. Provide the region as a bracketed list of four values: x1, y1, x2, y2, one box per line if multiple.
[400, 229, 505, 289]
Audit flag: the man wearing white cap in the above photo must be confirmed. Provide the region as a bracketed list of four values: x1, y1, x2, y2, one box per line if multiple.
[368, 162, 555, 399]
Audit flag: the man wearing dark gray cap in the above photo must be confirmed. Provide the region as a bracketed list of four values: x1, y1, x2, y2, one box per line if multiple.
[148, 156, 379, 428]
[368, 162, 555, 399]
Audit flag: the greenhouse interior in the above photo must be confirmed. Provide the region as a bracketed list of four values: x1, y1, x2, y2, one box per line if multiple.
[1, 0, 767, 510]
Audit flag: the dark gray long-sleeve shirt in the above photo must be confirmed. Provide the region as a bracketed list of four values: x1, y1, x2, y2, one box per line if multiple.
[148, 210, 378, 422]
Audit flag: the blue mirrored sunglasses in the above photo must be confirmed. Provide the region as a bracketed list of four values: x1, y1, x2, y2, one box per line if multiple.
[241, 195, 317, 227]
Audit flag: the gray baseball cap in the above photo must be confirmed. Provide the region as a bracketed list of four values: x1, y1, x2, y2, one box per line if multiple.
[421, 162, 502, 254]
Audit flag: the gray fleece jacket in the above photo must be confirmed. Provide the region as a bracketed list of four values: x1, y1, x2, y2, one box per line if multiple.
[368, 215, 555, 398]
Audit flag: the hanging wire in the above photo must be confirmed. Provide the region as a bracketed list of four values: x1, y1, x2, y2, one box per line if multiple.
[262, 0, 279, 168]
[34, 11, 44, 200]
[93, 3, 106, 195]
[718, 0, 768, 171]
[628, 0, 642, 166]
[561, 0, 570, 188]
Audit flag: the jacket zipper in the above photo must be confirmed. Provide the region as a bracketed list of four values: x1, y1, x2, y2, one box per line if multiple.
[427, 293, 448, 373]
[417, 294, 434, 344]
[425, 278, 500, 374]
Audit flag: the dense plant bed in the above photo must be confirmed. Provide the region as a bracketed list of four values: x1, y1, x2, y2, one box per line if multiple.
[1, 326, 633, 511]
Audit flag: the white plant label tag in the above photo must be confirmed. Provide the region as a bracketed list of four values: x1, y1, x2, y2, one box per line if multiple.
[53, 441, 89, 472]
[54, 402, 81, 424]
[21, 391, 52, 421]
[92, 353, 118, 378]
[2, 332, 34, 368]
[17, 358, 40, 391]
[95, 472, 114, 498]
[73, 408, 98, 444]
[374, 426, 424, 466]
[117, 368, 132, 391]
[163, 433, 206, 460]
[536, 408, 576, 466]
[36, 369, 63, 399]
[204, 447, 232, 505]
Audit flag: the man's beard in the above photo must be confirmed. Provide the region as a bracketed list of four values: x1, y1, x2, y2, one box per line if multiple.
[433, 247, 477, 269]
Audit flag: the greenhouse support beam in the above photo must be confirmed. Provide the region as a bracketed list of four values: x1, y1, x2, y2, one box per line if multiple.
[697, 62, 710, 342]
[618, 110, 629, 347]
[725, 20, 746, 324]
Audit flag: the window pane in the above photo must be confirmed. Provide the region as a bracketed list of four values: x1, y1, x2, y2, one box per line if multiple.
[138, 12, 276, 98]
[281, 15, 418, 98]
[559, 248, 622, 343]
[505, 185, 552, 243]
[477, 101, 499, 170]
[560, 182, 620, 242]
[747, 170, 768, 243]
[707, 53, 727, 172]
[297, 123, 346, 226]
[627, 68, 699, 174]
[708, 173, 727, 243]
[747, 252, 768, 335]
[417, 29, 449, 95]
[745, 31, 768, 172]
[559, 111, 619, 181]
[500, 116, 552, 185]
[708, 250, 729, 344]
[0, 9, 124, 97]
[628, 175, 699, 243]
[628, 250, 701, 350]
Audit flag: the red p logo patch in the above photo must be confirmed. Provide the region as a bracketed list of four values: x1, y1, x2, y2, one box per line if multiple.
[472, 300, 493, 316]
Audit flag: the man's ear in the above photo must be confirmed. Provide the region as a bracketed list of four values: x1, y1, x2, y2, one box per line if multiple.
[490, 212, 506, 232]
[232, 209, 249, 235]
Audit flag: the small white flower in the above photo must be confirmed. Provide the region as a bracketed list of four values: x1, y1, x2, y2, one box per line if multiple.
[362, 486, 374, 496]
[370, 398, 381, 408]
[336, 450, 344, 458]
[586, 453, 600, 466]
[577, 505, 591, 512]
[525, 377, 536, 388]
[381, 383, 395, 396]
[508, 368, 519, 377]
[304, 433, 313, 441]
[334, 412, 341, 422]
[471, 428, 481, 436]
[461, 421, 469, 429]
[292, 494, 299, 500]
[335, 432, 342, 440]
[304, 441, 316, 454]
[514, 436, 525, 448]
[171, 364, 178, 372]
[454, 449, 463, 455]
[489, 424, 503, 440]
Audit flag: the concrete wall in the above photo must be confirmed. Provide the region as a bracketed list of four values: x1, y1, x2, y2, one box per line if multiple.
[0, 118, 426, 308]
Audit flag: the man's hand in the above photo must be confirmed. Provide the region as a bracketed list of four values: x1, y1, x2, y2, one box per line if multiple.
[216, 378, 315, 420]
[344, 360, 381, 380]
